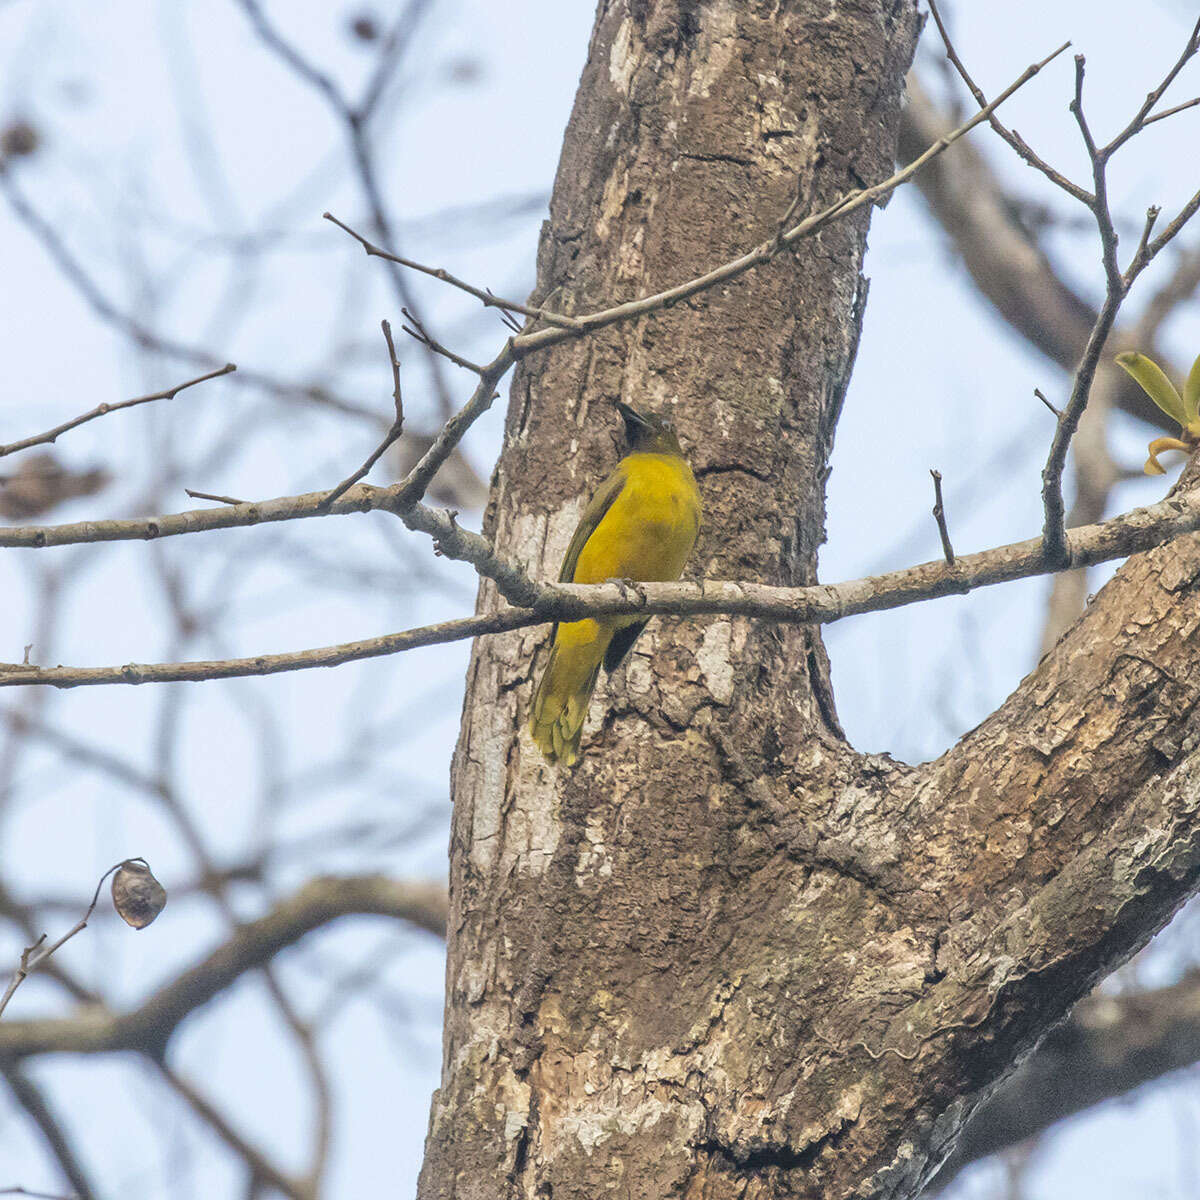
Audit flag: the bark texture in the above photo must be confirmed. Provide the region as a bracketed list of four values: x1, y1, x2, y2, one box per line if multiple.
[929, 970, 1200, 1190]
[419, 5, 1200, 1199]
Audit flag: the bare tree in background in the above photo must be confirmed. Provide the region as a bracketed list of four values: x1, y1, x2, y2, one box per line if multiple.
[3, 3, 1200, 1199]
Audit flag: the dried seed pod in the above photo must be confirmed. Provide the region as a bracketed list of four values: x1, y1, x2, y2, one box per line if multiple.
[111, 860, 167, 929]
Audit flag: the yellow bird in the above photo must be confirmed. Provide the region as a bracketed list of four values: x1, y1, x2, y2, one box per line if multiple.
[529, 401, 702, 766]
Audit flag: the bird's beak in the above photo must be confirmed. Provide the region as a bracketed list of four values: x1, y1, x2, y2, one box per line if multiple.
[614, 401, 650, 430]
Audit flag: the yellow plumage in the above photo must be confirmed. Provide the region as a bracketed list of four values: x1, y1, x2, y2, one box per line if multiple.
[530, 403, 701, 766]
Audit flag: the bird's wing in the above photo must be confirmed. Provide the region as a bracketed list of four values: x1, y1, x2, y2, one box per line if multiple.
[603, 619, 648, 674]
[558, 466, 627, 583]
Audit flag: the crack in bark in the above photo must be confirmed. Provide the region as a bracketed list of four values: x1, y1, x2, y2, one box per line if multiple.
[694, 462, 775, 483]
[678, 151, 754, 167]
[698, 1111, 856, 1176]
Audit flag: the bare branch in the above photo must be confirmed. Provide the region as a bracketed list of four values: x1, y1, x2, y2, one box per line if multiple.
[1103, 14, 1200, 155]
[382, 318, 404, 424]
[1125, 203, 1163, 282]
[926, 0, 1089, 204]
[1036, 19, 1200, 564]
[1144, 183, 1200, 264]
[1068, 56, 1122, 293]
[0, 483, 395, 547]
[6, 479, 1200, 688]
[324, 212, 579, 330]
[0, 365, 236, 460]
[1141, 93, 1200, 128]
[1040, 290, 1122, 565]
[0, 48, 1062, 586]
[318, 321, 407, 510]
[929, 470, 955, 565]
[399, 306, 486, 374]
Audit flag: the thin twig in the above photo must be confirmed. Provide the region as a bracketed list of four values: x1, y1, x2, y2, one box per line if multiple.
[319, 321, 407, 510]
[185, 489, 248, 506]
[399, 307, 486, 374]
[1034, 388, 1062, 419]
[1127, 205, 1163, 281]
[1103, 15, 1200, 155]
[1068, 56, 1122, 294]
[489, 290, 525, 334]
[1141, 94, 1200, 128]
[510, 42, 1068, 362]
[324, 212, 579, 330]
[1041, 293, 1122, 565]
[382, 318, 404, 424]
[930, 469, 955, 565]
[926, 0, 1089, 204]
[0, 860, 145, 1018]
[1037, 18, 1200, 564]
[0, 365, 236, 460]
[1038, 54, 1121, 568]
[1144, 185, 1200, 263]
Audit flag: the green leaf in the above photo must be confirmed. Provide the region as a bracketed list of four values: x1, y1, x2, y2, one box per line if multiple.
[1116, 351, 1187, 427]
[1184, 351, 1200, 425]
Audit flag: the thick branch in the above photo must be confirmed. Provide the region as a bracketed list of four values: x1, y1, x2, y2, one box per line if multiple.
[929, 972, 1200, 1192]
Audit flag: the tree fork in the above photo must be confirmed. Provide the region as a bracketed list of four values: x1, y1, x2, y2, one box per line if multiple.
[419, 4, 1200, 1199]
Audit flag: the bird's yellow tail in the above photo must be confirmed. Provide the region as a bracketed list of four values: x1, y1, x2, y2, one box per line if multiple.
[529, 620, 608, 766]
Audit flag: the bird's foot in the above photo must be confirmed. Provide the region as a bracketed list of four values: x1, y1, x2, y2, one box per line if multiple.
[606, 577, 646, 606]
[433, 508, 460, 557]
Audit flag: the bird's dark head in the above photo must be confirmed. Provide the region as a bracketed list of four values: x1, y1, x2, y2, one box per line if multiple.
[615, 401, 684, 456]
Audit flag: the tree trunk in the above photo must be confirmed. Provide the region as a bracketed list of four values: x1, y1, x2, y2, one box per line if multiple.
[418, 4, 1200, 1199]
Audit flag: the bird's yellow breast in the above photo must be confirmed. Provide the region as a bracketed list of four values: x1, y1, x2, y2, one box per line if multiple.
[572, 452, 701, 585]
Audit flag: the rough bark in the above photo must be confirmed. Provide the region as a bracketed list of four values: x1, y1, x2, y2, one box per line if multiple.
[420, 5, 1200, 1200]
[928, 970, 1200, 1191]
